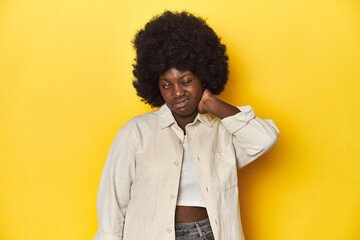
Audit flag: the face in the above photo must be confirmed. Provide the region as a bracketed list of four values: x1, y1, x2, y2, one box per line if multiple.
[158, 68, 203, 124]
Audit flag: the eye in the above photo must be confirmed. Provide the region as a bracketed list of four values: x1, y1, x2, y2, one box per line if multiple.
[181, 79, 193, 86]
[162, 84, 171, 89]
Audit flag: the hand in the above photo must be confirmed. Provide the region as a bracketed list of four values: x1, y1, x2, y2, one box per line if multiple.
[198, 88, 240, 119]
[197, 88, 214, 114]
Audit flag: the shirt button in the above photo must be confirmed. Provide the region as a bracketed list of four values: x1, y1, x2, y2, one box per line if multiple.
[166, 228, 172, 233]
[170, 194, 175, 199]
[173, 161, 179, 166]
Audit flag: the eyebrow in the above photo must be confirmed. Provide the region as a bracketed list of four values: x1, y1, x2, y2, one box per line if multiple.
[159, 73, 193, 81]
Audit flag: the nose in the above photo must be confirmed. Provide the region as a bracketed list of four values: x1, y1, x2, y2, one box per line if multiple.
[173, 83, 185, 97]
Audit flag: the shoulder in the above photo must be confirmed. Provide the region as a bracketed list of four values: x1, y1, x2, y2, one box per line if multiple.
[200, 105, 257, 136]
[122, 108, 161, 131]
[113, 108, 161, 143]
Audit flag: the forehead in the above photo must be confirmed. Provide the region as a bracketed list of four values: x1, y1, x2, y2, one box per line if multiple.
[158, 68, 193, 81]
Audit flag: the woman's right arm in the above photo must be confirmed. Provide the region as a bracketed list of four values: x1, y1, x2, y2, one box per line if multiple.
[94, 124, 136, 240]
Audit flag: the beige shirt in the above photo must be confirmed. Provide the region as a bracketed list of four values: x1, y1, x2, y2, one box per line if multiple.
[94, 104, 279, 240]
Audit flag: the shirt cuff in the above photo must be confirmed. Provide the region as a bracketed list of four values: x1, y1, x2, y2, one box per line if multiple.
[221, 105, 256, 134]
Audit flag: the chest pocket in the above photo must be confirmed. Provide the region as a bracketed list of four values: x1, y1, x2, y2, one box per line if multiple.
[214, 151, 238, 191]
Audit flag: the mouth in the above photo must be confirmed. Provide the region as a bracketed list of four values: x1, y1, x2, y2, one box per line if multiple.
[173, 98, 190, 109]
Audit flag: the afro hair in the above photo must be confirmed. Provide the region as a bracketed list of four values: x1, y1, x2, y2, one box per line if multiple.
[132, 10, 229, 107]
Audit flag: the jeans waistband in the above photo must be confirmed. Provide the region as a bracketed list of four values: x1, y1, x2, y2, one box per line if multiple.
[175, 218, 210, 227]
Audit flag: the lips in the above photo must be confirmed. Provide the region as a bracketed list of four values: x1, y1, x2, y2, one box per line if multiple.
[173, 98, 190, 109]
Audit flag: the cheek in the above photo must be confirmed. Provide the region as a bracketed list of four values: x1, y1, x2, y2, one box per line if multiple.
[195, 86, 203, 101]
[158, 87, 165, 97]
[159, 90, 170, 103]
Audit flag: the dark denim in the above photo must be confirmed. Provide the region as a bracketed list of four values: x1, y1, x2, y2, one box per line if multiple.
[175, 218, 215, 240]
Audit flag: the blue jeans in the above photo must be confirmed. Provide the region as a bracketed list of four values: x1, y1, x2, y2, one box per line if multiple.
[175, 218, 215, 240]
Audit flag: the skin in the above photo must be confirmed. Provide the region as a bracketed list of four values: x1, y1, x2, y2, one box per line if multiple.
[158, 68, 240, 223]
[158, 68, 204, 132]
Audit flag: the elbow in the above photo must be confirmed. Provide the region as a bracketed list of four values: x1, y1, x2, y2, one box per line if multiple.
[262, 128, 279, 153]
[261, 118, 280, 152]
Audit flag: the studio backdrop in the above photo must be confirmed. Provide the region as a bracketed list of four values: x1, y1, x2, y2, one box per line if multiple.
[0, 0, 359, 239]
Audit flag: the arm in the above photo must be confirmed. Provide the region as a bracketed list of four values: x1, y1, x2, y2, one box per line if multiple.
[94, 124, 136, 240]
[198, 89, 240, 119]
[198, 89, 279, 168]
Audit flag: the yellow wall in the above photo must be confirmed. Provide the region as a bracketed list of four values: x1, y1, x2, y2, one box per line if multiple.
[1, 0, 359, 239]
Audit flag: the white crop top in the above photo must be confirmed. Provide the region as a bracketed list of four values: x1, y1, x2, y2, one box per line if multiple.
[176, 136, 206, 208]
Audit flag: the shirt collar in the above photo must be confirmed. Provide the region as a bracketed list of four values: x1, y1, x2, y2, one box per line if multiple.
[159, 104, 213, 129]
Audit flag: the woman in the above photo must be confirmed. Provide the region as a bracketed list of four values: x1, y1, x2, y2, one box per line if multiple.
[94, 11, 279, 240]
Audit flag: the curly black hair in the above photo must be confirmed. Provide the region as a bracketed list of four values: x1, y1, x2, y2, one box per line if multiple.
[132, 10, 229, 107]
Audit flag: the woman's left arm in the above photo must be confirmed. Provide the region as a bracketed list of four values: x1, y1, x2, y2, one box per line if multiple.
[198, 89, 240, 119]
[198, 89, 280, 168]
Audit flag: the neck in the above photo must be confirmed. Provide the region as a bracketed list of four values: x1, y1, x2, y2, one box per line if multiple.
[173, 111, 198, 133]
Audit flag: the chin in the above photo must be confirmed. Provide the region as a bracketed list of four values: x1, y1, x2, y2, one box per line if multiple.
[174, 108, 197, 117]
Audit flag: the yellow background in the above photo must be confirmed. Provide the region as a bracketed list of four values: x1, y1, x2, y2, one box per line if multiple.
[1, 0, 359, 239]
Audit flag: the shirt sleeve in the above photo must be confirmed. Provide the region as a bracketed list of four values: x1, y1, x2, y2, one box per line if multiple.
[221, 105, 280, 169]
[94, 123, 136, 240]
